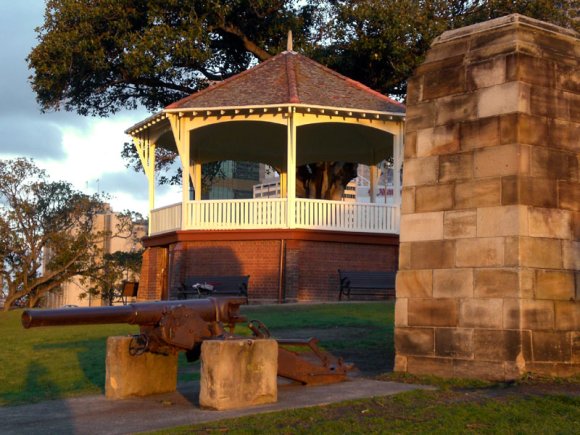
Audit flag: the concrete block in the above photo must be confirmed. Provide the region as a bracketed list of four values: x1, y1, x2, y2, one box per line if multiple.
[409, 240, 455, 269]
[529, 208, 573, 239]
[477, 205, 528, 237]
[474, 268, 520, 298]
[408, 298, 458, 327]
[417, 124, 460, 157]
[555, 301, 579, 331]
[400, 212, 444, 242]
[474, 144, 522, 178]
[460, 116, 500, 150]
[199, 339, 278, 410]
[435, 328, 473, 358]
[444, 210, 477, 239]
[455, 237, 505, 267]
[532, 331, 572, 362]
[456, 178, 501, 209]
[459, 298, 503, 329]
[477, 82, 531, 118]
[536, 270, 575, 300]
[439, 152, 474, 183]
[433, 268, 473, 298]
[396, 270, 433, 298]
[415, 184, 454, 212]
[395, 327, 434, 356]
[403, 156, 439, 187]
[105, 336, 178, 399]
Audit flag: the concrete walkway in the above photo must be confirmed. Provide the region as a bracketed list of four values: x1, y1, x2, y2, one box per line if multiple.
[0, 378, 431, 434]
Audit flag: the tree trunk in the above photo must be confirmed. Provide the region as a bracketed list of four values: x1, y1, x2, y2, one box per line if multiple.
[296, 162, 358, 200]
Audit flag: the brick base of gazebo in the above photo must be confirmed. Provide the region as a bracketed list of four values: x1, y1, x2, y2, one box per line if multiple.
[137, 230, 399, 302]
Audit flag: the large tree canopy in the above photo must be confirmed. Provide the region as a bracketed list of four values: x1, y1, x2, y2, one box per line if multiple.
[0, 158, 138, 310]
[28, 1, 577, 197]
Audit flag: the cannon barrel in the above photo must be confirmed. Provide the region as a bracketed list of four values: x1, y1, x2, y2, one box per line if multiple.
[21, 297, 247, 329]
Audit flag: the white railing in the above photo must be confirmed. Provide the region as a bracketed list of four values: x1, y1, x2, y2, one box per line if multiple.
[185, 198, 287, 230]
[150, 203, 182, 234]
[295, 199, 399, 234]
[149, 199, 399, 235]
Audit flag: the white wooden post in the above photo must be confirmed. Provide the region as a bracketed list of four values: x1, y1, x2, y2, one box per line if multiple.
[181, 124, 190, 230]
[286, 109, 297, 228]
[148, 141, 156, 214]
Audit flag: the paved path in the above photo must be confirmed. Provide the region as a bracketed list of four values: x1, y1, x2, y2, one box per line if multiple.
[0, 379, 431, 434]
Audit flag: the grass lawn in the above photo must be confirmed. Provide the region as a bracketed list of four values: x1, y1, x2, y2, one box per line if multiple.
[0, 302, 393, 405]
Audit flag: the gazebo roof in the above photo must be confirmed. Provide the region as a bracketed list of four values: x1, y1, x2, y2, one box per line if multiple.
[166, 50, 405, 114]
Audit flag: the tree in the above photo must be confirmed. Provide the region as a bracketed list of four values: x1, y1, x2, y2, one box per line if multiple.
[0, 158, 136, 310]
[28, 1, 577, 198]
[81, 251, 143, 306]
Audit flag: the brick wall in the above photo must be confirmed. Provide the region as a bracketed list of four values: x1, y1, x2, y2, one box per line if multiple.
[396, 14, 579, 380]
[137, 246, 167, 301]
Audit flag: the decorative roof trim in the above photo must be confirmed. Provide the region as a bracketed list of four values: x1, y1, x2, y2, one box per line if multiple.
[285, 51, 300, 103]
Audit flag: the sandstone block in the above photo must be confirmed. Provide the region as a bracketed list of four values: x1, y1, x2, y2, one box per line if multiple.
[415, 184, 454, 212]
[403, 156, 439, 187]
[473, 329, 532, 362]
[529, 85, 559, 119]
[499, 113, 518, 145]
[435, 328, 473, 358]
[532, 331, 572, 362]
[474, 144, 523, 178]
[436, 94, 478, 126]
[404, 131, 417, 158]
[400, 212, 444, 242]
[417, 124, 460, 157]
[502, 176, 557, 208]
[474, 268, 520, 298]
[555, 301, 579, 331]
[433, 268, 473, 298]
[563, 241, 580, 270]
[456, 178, 501, 209]
[105, 336, 178, 399]
[536, 270, 575, 300]
[503, 299, 554, 330]
[424, 39, 468, 63]
[406, 102, 436, 132]
[518, 237, 562, 269]
[531, 147, 577, 181]
[515, 113, 549, 146]
[408, 298, 458, 327]
[459, 298, 503, 329]
[439, 152, 474, 182]
[444, 210, 477, 239]
[398, 242, 411, 270]
[550, 118, 580, 153]
[395, 298, 408, 327]
[401, 187, 415, 215]
[423, 65, 466, 100]
[506, 52, 556, 88]
[525, 361, 580, 378]
[467, 56, 507, 90]
[477, 82, 531, 118]
[395, 327, 434, 356]
[406, 356, 454, 377]
[558, 181, 580, 212]
[477, 205, 528, 237]
[455, 237, 504, 267]
[406, 76, 422, 106]
[453, 359, 508, 381]
[394, 355, 408, 372]
[529, 207, 573, 239]
[396, 270, 433, 298]
[410, 240, 455, 269]
[460, 116, 500, 150]
[199, 339, 278, 410]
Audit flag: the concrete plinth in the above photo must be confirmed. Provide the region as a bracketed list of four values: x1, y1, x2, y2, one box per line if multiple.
[199, 339, 278, 410]
[105, 336, 178, 399]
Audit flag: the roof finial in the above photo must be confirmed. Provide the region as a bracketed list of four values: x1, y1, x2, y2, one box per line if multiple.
[287, 30, 293, 52]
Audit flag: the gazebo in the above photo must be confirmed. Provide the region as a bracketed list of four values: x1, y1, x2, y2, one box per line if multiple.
[126, 42, 405, 302]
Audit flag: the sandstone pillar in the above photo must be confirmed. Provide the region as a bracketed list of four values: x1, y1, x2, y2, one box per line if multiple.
[105, 336, 178, 399]
[396, 14, 579, 380]
[199, 339, 278, 410]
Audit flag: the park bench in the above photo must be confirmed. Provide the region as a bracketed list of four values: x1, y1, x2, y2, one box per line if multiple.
[116, 281, 139, 305]
[338, 270, 396, 301]
[177, 275, 249, 300]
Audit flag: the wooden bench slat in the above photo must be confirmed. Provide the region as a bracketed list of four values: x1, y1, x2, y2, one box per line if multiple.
[177, 275, 249, 299]
[338, 270, 396, 301]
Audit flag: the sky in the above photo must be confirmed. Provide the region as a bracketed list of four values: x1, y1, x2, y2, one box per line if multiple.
[0, 2, 181, 216]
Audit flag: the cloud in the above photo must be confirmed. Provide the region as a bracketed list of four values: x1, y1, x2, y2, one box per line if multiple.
[98, 170, 149, 201]
[0, 117, 66, 159]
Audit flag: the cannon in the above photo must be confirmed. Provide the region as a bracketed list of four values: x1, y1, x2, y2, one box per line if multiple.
[22, 297, 353, 385]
